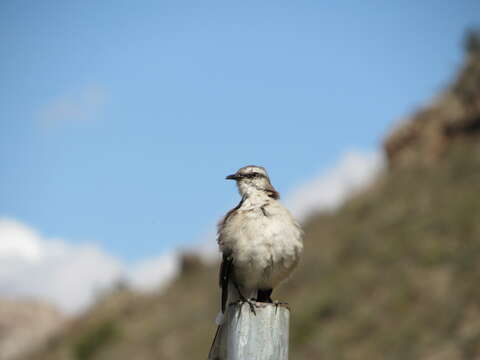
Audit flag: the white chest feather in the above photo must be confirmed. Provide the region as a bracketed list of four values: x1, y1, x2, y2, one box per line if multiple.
[219, 198, 303, 291]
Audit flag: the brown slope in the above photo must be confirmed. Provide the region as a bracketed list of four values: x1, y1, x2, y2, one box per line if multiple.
[0, 298, 65, 360]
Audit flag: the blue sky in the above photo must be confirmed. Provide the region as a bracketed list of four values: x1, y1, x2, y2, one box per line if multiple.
[1, 0, 479, 263]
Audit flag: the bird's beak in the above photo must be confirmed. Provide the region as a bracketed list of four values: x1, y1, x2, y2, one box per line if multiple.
[226, 174, 240, 180]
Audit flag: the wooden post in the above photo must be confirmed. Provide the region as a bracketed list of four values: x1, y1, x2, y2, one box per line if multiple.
[214, 302, 290, 360]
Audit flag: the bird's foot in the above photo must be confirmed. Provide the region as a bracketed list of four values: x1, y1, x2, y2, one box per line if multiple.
[274, 300, 290, 313]
[236, 297, 257, 315]
[245, 298, 257, 315]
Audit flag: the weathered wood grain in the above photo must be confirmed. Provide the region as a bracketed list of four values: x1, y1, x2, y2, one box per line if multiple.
[214, 302, 290, 360]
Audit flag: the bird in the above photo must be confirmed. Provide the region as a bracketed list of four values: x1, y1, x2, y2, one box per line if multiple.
[208, 165, 303, 359]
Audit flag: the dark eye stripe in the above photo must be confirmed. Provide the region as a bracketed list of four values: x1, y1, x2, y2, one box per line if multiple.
[243, 172, 265, 179]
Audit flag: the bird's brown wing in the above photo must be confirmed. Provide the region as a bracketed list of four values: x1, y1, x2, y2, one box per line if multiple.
[217, 197, 244, 313]
[219, 254, 233, 313]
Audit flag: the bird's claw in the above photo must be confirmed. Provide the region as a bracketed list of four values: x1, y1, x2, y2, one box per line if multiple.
[274, 300, 289, 313]
[237, 298, 257, 315]
[245, 298, 257, 315]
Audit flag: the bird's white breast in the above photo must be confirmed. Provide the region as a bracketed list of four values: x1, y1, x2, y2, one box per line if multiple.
[220, 200, 303, 291]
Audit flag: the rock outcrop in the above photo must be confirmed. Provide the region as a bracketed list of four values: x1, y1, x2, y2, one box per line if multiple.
[384, 30, 480, 168]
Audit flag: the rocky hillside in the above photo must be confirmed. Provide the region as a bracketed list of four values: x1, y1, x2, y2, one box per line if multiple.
[19, 32, 480, 360]
[0, 298, 65, 360]
[385, 30, 480, 168]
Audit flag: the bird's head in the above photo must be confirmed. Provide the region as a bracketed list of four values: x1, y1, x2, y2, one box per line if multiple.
[226, 165, 279, 199]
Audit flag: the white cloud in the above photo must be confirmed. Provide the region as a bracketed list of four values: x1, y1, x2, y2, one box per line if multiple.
[189, 230, 221, 264]
[127, 252, 179, 292]
[0, 219, 43, 262]
[0, 218, 180, 314]
[38, 85, 107, 127]
[286, 150, 384, 220]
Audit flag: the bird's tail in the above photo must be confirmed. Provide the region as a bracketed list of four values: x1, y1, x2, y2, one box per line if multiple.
[208, 313, 226, 360]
